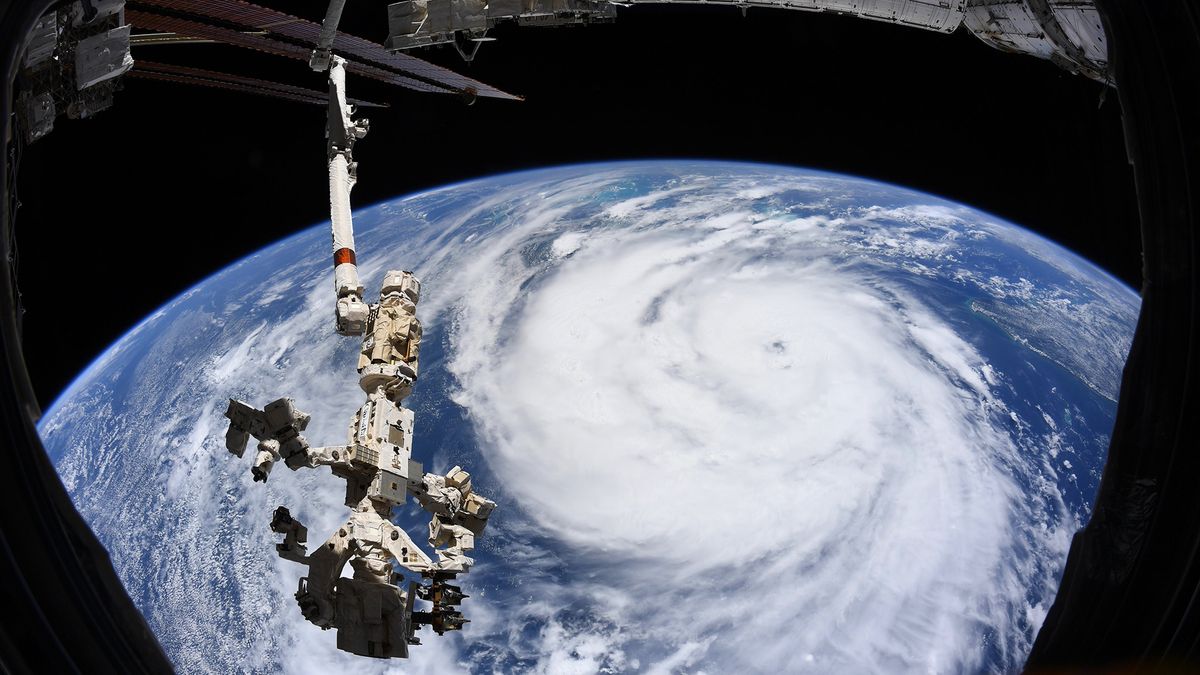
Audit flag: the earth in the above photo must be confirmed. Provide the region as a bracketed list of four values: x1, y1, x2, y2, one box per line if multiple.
[39, 160, 1139, 674]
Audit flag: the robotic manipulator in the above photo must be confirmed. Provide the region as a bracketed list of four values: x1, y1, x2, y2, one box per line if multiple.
[222, 53, 496, 660]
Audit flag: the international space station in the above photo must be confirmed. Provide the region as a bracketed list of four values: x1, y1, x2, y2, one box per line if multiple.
[14, 0, 1107, 148]
[9, 0, 1113, 663]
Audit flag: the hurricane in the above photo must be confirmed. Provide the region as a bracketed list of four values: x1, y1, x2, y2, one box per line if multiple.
[39, 161, 1138, 673]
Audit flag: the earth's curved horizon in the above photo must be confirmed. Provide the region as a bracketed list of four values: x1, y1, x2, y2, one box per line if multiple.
[41, 160, 1139, 673]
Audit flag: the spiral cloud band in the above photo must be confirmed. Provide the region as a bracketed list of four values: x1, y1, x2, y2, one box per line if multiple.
[40, 162, 1137, 674]
[412, 166, 1121, 672]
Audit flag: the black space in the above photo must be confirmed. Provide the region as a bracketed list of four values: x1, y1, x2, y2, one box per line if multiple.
[13, 1, 1140, 408]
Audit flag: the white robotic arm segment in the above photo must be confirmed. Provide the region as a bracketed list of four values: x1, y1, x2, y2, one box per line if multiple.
[381, 521, 436, 573]
[428, 518, 475, 572]
[412, 467, 495, 526]
[225, 398, 315, 482]
[328, 55, 370, 336]
[304, 444, 355, 470]
[408, 466, 496, 572]
[412, 472, 461, 517]
[252, 439, 281, 482]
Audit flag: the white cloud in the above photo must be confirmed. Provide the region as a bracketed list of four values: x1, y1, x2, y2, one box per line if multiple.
[434, 175, 1063, 672]
[41, 163, 1128, 674]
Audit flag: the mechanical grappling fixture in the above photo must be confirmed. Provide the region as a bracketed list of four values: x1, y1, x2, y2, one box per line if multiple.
[221, 20, 496, 660]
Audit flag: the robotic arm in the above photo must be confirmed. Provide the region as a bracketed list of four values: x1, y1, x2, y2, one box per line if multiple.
[218, 35, 496, 656]
[224, 398, 314, 482]
[222, 397, 493, 654]
[410, 466, 496, 573]
[224, 398, 354, 481]
[327, 55, 370, 336]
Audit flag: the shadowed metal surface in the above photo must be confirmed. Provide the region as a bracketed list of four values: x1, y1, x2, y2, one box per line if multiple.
[0, 1, 175, 671]
[126, 8, 452, 94]
[1025, 0, 1200, 668]
[130, 61, 389, 107]
[128, 0, 522, 99]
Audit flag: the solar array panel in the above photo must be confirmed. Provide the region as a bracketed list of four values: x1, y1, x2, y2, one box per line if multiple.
[126, 9, 450, 94]
[132, 60, 389, 107]
[130, 69, 328, 105]
[128, 0, 521, 100]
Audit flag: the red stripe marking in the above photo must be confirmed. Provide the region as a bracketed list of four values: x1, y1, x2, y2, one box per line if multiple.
[334, 248, 357, 266]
